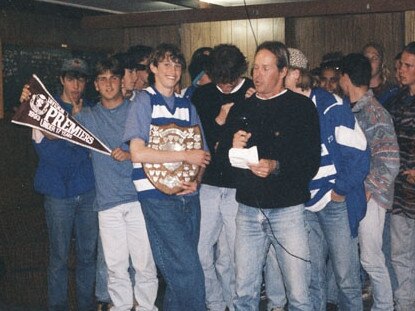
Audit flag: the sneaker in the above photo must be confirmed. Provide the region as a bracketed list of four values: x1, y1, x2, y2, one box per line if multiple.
[260, 281, 267, 301]
[362, 283, 372, 301]
[326, 302, 338, 311]
[97, 302, 112, 311]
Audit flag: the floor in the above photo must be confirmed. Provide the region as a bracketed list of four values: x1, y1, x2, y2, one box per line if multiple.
[0, 275, 374, 311]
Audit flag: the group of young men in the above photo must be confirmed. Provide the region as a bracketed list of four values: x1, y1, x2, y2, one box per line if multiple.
[20, 39, 415, 311]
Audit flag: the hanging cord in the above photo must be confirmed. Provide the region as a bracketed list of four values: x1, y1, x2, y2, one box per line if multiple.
[256, 199, 310, 263]
[243, 0, 258, 48]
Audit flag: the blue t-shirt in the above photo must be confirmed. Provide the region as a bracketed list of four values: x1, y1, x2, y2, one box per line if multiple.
[76, 100, 138, 211]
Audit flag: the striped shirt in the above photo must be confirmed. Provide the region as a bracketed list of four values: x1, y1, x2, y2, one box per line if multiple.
[123, 86, 203, 200]
[388, 88, 415, 218]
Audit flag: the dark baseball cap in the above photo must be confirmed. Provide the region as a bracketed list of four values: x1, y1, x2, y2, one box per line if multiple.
[61, 58, 89, 76]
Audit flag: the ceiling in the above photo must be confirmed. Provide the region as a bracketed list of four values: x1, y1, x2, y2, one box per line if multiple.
[0, 0, 312, 17]
[33, 0, 311, 14]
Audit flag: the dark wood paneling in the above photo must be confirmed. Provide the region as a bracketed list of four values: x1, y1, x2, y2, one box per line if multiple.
[406, 11, 415, 44]
[286, 12, 404, 70]
[180, 18, 285, 85]
[123, 25, 181, 52]
[82, 0, 415, 29]
[0, 38, 3, 119]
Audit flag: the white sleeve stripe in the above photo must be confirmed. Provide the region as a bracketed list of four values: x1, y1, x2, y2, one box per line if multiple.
[335, 122, 367, 151]
[323, 102, 342, 115]
[321, 144, 329, 156]
[313, 164, 337, 180]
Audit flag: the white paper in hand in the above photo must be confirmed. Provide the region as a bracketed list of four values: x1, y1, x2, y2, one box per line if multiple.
[229, 146, 259, 169]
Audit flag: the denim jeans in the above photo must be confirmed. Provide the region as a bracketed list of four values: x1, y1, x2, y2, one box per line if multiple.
[358, 198, 393, 311]
[99, 201, 158, 311]
[234, 204, 312, 311]
[215, 230, 233, 309]
[391, 214, 415, 311]
[264, 246, 287, 310]
[198, 185, 238, 311]
[306, 200, 362, 311]
[140, 195, 206, 311]
[265, 247, 339, 310]
[44, 190, 98, 311]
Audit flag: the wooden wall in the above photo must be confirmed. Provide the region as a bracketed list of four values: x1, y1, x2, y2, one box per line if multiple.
[123, 18, 284, 85]
[122, 12, 408, 84]
[180, 18, 284, 84]
[0, 39, 3, 119]
[286, 12, 404, 70]
[406, 11, 415, 44]
[123, 25, 182, 52]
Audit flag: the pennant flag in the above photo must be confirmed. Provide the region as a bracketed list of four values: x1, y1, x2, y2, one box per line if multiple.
[12, 74, 111, 155]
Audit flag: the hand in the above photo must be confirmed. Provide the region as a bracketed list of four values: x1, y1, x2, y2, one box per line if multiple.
[71, 98, 83, 115]
[176, 180, 198, 195]
[215, 102, 234, 125]
[403, 169, 415, 184]
[331, 190, 345, 202]
[19, 85, 31, 103]
[245, 87, 256, 98]
[111, 147, 130, 161]
[41, 131, 58, 140]
[233, 130, 251, 148]
[184, 150, 211, 167]
[249, 159, 278, 178]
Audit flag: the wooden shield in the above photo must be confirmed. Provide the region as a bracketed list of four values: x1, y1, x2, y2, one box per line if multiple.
[143, 123, 203, 195]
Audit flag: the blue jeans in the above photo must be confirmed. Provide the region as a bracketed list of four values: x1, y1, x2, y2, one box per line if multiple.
[265, 246, 287, 310]
[358, 199, 393, 311]
[306, 200, 362, 311]
[198, 185, 238, 311]
[265, 248, 339, 309]
[44, 190, 98, 311]
[140, 195, 206, 311]
[326, 257, 339, 305]
[391, 214, 415, 311]
[234, 204, 312, 311]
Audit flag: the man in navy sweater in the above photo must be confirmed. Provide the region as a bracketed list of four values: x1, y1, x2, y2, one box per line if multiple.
[224, 41, 320, 310]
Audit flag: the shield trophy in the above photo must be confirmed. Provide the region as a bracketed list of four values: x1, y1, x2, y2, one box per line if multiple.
[143, 123, 203, 195]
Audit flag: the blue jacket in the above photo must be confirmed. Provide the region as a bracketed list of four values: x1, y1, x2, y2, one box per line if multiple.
[32, 95, 95, 198]
[307, 88, 370, 237]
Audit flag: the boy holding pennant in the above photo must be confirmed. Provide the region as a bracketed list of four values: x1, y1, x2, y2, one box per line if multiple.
[16, 58, 99, 311]
[14, 73, 111, 155]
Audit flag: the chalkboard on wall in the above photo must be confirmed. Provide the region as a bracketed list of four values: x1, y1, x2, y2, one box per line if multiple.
[2, 44, 107, 112]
